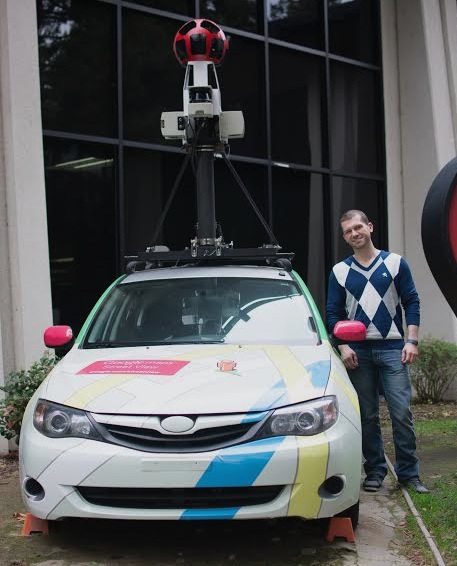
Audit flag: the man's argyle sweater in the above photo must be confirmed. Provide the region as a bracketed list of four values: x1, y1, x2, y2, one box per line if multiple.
[326, 250, 420, 350]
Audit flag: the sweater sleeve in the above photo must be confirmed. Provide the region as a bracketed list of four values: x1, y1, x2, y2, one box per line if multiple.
[397, 257, 420, 327]
[326, 270, 347, 333]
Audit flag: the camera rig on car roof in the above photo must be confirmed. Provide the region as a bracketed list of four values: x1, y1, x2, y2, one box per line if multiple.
[125, 19, 294, 273]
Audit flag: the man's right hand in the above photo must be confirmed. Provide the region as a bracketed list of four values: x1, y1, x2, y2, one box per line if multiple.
[338, 344, 359, 369]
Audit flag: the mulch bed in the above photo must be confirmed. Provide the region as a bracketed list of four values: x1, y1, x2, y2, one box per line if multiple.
[0, 451, 18, 481]
[380, 400, 457, 422]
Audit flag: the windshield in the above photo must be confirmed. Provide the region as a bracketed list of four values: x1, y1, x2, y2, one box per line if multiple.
[84, 277, 319, 348]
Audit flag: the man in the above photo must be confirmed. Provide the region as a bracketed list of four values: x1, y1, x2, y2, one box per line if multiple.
[326, 210, 429, 494]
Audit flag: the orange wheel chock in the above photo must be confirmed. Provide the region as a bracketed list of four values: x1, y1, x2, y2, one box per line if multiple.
[326, 516, 356, 543]
[21, 513, 49, 536]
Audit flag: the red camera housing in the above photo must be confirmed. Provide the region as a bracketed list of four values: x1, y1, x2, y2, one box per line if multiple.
[173, 19, 228, 66]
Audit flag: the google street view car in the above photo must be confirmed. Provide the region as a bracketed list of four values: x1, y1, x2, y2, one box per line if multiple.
[19, 19, 363, 529]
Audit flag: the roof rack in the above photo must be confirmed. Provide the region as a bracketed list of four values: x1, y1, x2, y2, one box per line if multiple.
[125, 246, 294, 274]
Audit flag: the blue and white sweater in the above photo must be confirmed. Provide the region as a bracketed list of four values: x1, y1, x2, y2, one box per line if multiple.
[326, 251, 420, 350]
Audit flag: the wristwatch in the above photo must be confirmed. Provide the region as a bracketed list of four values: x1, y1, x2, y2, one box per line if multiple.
[406, 339, 418, 346]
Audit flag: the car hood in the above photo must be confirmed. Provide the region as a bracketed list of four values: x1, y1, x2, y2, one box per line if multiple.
[42, 343, 332, 414]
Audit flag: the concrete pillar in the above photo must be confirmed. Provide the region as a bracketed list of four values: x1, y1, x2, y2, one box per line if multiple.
[381, 0, 457, 343]
[0, 0, 53, 453]
[380, 0, 405, 255]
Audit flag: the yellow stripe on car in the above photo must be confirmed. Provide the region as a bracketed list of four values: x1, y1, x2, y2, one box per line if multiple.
[64, 374, 136, 407]
[329, 365, 360, 414]
[287, 435, 329, 517]
[262, 345, 313, 402]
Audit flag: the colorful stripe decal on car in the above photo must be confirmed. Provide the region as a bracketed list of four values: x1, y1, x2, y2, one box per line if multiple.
[249, 379, 288, 412]
[307, 361, 331, 387]
[76, 275, 126, 344]
[291, 271, 329, 339]
[181, 507, 239, 520]
[195, 437, 284, 488]
[262, 345, 314, 404]
[329, 364, 359, 413]
[64, 345, 329, 409]
[287, 435, 329, 518]
[240, 411, 270, 424]
[64, 374, 138, 407]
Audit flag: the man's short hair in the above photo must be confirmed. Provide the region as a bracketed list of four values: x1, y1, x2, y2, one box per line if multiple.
[340, 209, 370, 225]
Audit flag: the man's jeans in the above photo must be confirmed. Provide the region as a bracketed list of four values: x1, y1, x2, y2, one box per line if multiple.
[349, 348, 419, 481]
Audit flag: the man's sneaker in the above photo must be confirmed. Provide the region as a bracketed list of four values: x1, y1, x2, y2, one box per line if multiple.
[362, 475, 384, 492]
[398, 477, 430, 494]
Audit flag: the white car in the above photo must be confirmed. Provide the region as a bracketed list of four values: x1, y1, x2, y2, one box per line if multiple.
[19, 264, 362, 527]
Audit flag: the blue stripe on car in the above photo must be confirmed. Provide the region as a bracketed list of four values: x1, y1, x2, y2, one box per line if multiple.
[306, 360, 330, 387]
[240, 410, 269, 424]
[181, 508, 240, 520]
[249, 379, 288, 412]
[196, 437, 284, 488]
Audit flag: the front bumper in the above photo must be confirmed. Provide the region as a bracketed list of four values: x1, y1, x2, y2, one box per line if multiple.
[19, 413, 361, 521]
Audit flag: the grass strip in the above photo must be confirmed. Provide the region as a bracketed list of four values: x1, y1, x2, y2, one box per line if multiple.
[408, 474, 457, 566]
[413, 419, 457, 436]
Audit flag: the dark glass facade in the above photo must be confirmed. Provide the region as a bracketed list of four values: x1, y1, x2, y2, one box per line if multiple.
[37, 0, 385, 332]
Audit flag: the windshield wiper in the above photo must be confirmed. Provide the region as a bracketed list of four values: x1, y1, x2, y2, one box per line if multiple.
[85, 341, 135, 349]
[182, 340, 225, 344]
[85, 339, 225, 349]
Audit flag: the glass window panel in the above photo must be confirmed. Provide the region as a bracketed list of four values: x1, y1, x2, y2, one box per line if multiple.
[123, 11, 186, 144]
[125, 152, 268, 254]
[267, 0, 324, 50]
[123, 0, 195, 15]
[328, 0, 380, 64]
[217, 35, 267, 158]
[37, 0, 117, 137]
[330, 62, 383, 175]
[330, 176, 384, 264]
[213, 160, 269, 247]
[124, 149, 197, 254]
[270, 46, 324, 166]
[272, 168, 326, 313]
[43, 138, 117, 333]
[200, 0, 260, 34]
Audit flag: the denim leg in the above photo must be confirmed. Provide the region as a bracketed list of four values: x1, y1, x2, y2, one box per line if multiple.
[375, 350, 419, 481]
[348, 350, 387, 478]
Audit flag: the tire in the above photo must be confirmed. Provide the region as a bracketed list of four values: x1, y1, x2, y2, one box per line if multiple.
[336, 500, 360, 529]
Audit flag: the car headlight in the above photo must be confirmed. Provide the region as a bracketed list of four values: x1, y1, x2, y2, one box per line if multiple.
[33, 399, 101, 440]
[255, 396, 338, 439]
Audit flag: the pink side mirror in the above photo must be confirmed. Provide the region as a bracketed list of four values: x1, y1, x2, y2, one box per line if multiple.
[333, 320, 366, 342]
[44, 325, 74, 348]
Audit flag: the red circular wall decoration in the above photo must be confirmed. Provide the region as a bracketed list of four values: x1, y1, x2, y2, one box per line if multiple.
[422, 157, 457, 316]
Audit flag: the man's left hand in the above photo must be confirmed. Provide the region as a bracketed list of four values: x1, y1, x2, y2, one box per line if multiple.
[402, 342, 418, 364]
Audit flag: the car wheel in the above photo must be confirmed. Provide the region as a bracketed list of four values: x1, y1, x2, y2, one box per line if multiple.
[337, 500, 360, 529]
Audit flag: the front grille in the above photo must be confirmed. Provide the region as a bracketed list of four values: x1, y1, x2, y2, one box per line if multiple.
[77, 486, 284, 509]
[97, 420, 262, 453]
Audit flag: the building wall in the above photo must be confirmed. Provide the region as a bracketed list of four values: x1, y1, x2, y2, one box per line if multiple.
[0, 0, 54, 452]
[381, 0, 457, 398]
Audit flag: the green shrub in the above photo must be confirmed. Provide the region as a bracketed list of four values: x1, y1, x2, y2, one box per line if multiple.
[0, 354, 57, 441]
[411, 337, 457, 402]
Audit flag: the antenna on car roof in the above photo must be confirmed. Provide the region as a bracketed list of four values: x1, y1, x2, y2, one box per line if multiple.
[125, 19, 294, 272]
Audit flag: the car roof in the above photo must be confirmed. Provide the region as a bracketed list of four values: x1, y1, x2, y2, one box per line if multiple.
[121, 265, 295, 284]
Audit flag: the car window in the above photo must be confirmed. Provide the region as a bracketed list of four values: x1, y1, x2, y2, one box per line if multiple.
[83, 277, 319, 347]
